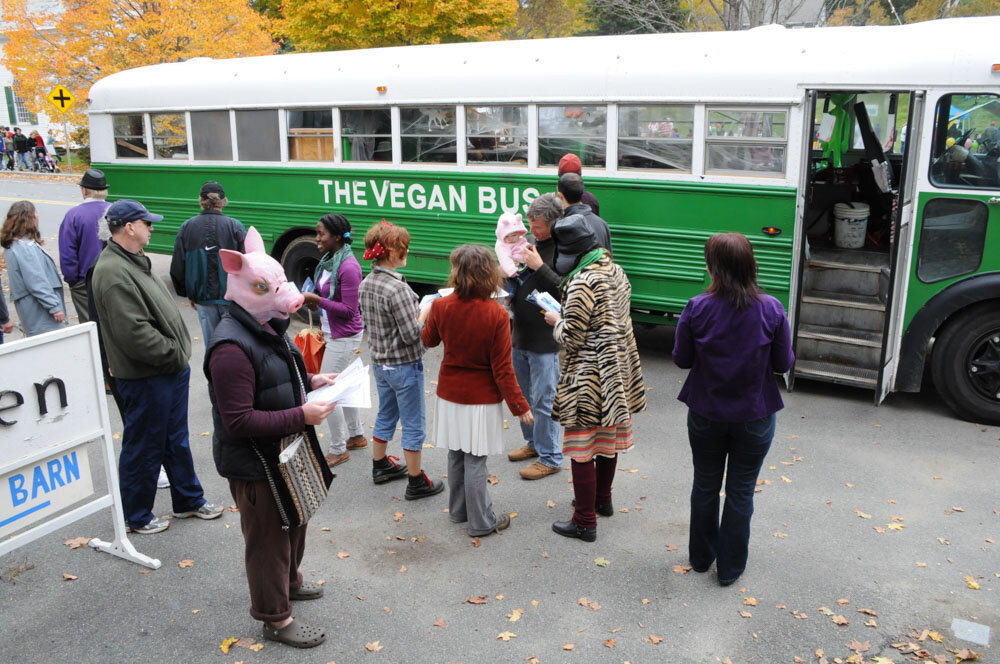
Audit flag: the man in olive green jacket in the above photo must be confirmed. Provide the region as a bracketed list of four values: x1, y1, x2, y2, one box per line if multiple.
[91, 199, 223, 535]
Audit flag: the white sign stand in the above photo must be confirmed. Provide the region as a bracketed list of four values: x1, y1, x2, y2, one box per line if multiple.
[0, 324, 160, 569]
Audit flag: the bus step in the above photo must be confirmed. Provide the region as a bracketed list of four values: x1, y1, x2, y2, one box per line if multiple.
[801, 290, 885, 311]
[807, 247, 889, 272]
[795, 359, 877, 389]
[797, 324, 882, 348]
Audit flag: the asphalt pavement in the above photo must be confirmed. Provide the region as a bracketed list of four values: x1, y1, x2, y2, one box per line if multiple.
[0, 176, 996, 664]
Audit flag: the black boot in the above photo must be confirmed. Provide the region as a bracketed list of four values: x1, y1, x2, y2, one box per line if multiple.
[572, 499, 614, 517]
[552, 519, 596, 542]
[404, 471, 445, 500]
[372, 455, 408, 484]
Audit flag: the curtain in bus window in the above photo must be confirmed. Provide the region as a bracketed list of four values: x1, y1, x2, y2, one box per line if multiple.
[151, 113, 188, 160]
[538, 105, 606, 167]
[705, 109, 787, 175]
[113, 114, 147, 159]
[618, 105, 693, 171]
[400, 107, 456, 163]
[191, 111, 233, 161]
[930, 93, 1000, 189]
[466, 106, 528, 165]
[236, 110, 280, 162]
[341, 109, 391, 162]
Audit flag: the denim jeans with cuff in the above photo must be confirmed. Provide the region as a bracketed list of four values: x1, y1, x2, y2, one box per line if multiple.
[372, 360, 426, 451]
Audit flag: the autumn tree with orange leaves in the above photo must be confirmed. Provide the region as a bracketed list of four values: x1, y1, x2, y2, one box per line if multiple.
[280, 0, 518, 52]
[1, 0, 277, 126]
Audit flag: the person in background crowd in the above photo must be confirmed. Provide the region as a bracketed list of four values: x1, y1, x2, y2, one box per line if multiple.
[170, 181, 247, 346]
[205, 226, 336, 650]
[557, 153, 600, 215]
[91, 199, 224, 534]
[0, 273, 13, 343]
[1, 127, 13, 171]
[301, 213, 367, 468]
[557, 173, 612, 254]
[46, 129, 63, 162]
[58, 168, 111, 324]
[545, 215, 645, 542]
[1, 200, 68, 336]
[507, 193, 565, 480]
[12, 128, 31, 171]
[357, 221, 444, 500]
[672, 233, 794, 586]
[422, 244, 532, 537]
[28, 130, 45, 170]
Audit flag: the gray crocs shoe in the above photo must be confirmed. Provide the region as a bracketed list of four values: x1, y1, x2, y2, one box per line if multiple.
[262, 619, 326, 649]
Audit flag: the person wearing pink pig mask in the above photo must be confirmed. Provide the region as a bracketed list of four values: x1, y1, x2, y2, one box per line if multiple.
[204, 226, 337, 649]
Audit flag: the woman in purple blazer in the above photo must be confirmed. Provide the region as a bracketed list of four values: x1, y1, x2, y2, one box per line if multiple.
[672, 233, 794, 586]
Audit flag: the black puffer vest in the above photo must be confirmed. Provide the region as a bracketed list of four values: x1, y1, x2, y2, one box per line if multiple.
[204, 303, 313, 481]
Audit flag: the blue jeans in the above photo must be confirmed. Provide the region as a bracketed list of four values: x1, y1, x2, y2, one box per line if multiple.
[16, 152, 30, 170]
[511, 347, 562, 468]
[115, 366, 206, 528]
[687, 410, 775, 582]
[195, 302, 228, 347]
[372, 361, 425, 452]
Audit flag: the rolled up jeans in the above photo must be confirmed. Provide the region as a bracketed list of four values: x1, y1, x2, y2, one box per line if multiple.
[321, 331, 364, 454]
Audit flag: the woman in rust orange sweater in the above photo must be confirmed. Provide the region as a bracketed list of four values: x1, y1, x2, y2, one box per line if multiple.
[422, 244, 533, 537]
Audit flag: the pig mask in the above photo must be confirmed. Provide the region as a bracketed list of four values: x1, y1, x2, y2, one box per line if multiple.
[220, 227, 304, 323]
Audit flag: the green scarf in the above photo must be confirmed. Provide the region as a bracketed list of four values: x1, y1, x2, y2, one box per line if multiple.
[560, 248, 605, 289]
[313, 244, 353, 297]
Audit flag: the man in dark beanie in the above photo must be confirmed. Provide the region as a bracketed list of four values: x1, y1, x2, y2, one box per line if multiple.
[169, 180, 246, 346]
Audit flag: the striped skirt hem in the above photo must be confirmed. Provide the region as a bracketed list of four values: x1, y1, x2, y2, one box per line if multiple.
[562, 418, 634, 462]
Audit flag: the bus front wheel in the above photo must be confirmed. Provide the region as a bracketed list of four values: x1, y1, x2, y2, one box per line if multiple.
[930, 302, 1000, 425]
[280, 234, 320, 322]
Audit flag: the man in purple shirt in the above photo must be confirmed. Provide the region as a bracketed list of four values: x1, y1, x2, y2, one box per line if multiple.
[58, 169, 111, 323]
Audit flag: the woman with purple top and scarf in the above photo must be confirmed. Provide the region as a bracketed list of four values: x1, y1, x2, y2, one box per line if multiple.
[302, 213, 367, 468]
[672, 233, 794, 587]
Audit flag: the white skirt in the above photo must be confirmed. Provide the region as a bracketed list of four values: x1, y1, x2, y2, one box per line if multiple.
[435, 398, 506, 456]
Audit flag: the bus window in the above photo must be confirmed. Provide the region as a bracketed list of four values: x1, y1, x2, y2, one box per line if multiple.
[917, 198, 988, 283]
[538, 105, 606, 168]
[341, 108, 391, 162]
[113, 114, 147, 159]
[151, 113, 188, 160]
[705, 108, 787, 176]
[191, 111, 233, 161]
[930, 93, 1000, 189]
[618, 104, 693, 171]
[236, 110, 280, 162]
[287, 109, 332, 161]
[400, 106, 456, 164]
[466, 106, 528, 165]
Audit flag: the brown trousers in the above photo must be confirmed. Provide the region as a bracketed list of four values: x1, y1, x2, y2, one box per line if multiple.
[229, 478, 307, 622]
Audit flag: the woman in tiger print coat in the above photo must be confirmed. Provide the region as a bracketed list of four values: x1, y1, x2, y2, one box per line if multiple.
[544, 215, 645, 542]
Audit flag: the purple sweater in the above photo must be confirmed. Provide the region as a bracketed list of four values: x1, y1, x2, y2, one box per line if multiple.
[58, 199, 110, 285]
[672, 292, 794, 423]
[318, 255, 363, 338]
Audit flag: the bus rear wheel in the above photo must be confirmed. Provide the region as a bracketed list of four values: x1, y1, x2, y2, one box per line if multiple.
[930, 302, 1000, 425]
[280, 234, 320, 323]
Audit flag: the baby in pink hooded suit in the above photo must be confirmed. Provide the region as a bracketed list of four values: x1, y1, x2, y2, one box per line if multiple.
[494, 212, 529, 278]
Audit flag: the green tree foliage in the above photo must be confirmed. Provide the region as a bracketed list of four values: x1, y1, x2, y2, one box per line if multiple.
[281, 0, 518, 51]
[509, 0, 591, 39]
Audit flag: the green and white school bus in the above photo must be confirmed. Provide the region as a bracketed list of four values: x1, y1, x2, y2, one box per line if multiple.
[87, 17, 1000, 423]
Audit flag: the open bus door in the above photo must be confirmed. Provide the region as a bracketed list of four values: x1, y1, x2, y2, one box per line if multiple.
[876, 92, 925, 404]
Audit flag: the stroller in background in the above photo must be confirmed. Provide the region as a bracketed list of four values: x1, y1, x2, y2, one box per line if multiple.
[32, 146, 59, 173]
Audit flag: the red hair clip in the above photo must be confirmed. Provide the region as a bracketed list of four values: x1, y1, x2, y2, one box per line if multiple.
[381, 218, 393, 226]
[364, 241, 387, 260]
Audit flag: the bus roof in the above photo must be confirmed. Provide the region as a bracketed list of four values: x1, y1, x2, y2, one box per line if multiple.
[88, 17, 1000, 113]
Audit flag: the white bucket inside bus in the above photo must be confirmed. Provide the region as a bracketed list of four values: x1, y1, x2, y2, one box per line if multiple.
[833, 202, 869, 249]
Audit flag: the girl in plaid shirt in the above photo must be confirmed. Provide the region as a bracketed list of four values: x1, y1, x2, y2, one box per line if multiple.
[358, 221, 445, 500]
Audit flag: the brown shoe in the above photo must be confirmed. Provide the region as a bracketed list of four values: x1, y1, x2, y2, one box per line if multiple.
[508, 445, 539, 462]
[519, 461, 560, 480]
[346, 435, 368, 450]
[325, 451, 350, 467]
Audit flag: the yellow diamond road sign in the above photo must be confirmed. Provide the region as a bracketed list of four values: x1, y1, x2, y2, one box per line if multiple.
[47, 85, 75, 113]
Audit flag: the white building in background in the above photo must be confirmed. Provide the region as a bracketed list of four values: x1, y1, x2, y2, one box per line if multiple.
[0, 0, 62, 135]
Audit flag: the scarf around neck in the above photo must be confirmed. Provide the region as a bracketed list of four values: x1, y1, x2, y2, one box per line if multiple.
[313, 244, 353, 298]
[560, 248, 605, 288]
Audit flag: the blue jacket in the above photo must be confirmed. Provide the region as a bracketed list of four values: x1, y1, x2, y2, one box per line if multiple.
[3, 238, 67, 336]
